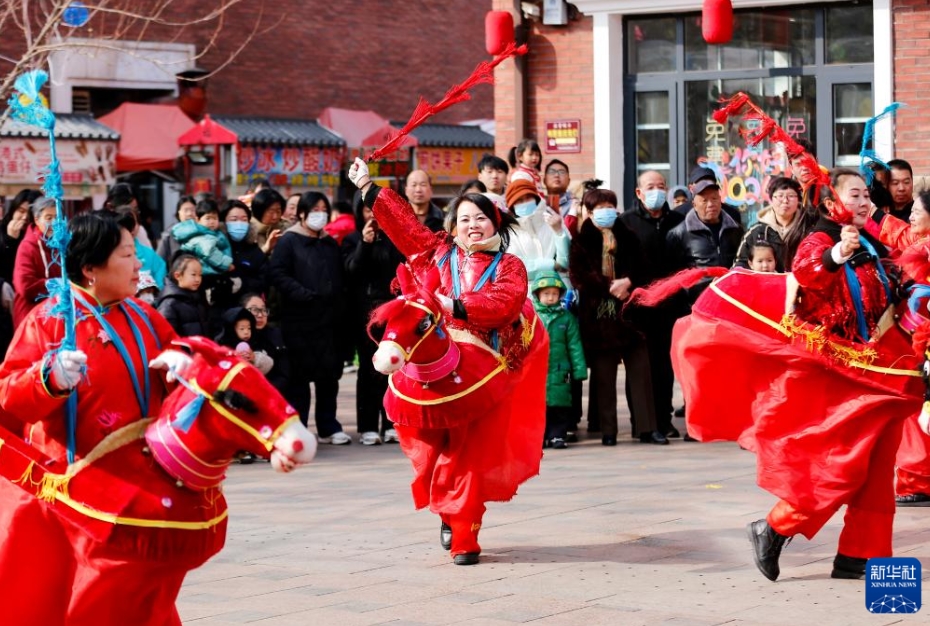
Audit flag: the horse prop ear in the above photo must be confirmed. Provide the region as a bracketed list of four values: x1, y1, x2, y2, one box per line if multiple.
[396, 263, 417, 297]
[171, 336, 235, 365]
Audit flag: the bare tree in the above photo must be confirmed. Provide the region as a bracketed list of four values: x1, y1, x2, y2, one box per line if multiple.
[0, 0, 276, 110]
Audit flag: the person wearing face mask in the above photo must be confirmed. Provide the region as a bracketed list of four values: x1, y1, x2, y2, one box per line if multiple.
[620, 170, 686, 440]
[203, 200, 268, 318]
[570, 188, 667, 446]
[505, 178, 571, 290]
[12, 196, 60, 326]
[269, 191, 351, 446]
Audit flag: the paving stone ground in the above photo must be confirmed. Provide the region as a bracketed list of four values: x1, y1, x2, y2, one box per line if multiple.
[178, 372, 930, 625]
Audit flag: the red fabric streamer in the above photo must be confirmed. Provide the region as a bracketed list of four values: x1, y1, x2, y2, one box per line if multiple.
[367, 42, 528, 162]
[625, 267, 729, 309]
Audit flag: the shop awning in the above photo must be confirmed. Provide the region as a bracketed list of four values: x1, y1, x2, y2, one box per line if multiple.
[394, 122, 494, 149]
[178, 114, 237, 146]
[213, 116, 345, 147]
[318, 107, 417, 149]
[98, 103, 196, 171]
[0, 114, 120, 141]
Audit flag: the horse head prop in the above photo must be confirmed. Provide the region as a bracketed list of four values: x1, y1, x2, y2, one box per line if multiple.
[369, 264, 459, 381]
[145, 336, 317, 489]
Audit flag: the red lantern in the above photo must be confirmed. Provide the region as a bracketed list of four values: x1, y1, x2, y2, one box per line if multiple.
[702, 0, 734, 45]
[485, 10, 514, 56]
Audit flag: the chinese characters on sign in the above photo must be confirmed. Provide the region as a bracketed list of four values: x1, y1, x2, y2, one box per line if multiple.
[701, 114, 811, 222]
[0, 139, 117, 186]
[236, 145, 345, 188]
[545, 120, 581, 154]
[414, 148, 485, 183]
[865, 557, 921, 614]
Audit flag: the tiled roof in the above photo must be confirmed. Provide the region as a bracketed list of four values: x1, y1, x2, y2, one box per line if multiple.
[392, 123, 494, 149]
[0, 114, 120, 140]
[212, 117, 345, 147]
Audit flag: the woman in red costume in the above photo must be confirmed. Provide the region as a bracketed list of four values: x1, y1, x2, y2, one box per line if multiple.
[744, 169, 918, 581]
[0, 211, 193, 625]
[348, 157, 544, 566]
[863, 189, 930, 505]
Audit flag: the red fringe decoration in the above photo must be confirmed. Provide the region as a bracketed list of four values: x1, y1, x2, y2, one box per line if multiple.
[367, 42, 528, 162]
[625, 267, 729, 309]
[712, 92, 853, 225]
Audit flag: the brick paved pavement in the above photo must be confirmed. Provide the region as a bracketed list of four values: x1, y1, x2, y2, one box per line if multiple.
[178, 373, 930, 625]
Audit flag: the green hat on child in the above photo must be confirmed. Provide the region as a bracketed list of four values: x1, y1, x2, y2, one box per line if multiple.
[532, 271, 566, 296]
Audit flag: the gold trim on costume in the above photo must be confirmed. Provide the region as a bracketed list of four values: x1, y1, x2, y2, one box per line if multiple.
[389, 361, 507, 405]
[707, 280, 920, 378]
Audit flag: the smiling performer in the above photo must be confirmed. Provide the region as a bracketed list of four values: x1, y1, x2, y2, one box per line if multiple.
[664, 92, 926, 584]
[349, 157, 546, 566]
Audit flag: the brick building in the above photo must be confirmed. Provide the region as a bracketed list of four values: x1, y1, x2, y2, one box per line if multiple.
[494, 0, 925, 219]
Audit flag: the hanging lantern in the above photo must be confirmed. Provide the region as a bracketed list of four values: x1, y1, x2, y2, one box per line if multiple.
[486, 10, 515, 56]
[702, 0, 734, 45]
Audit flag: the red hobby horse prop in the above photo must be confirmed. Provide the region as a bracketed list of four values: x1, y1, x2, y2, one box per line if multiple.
[0, 336, 316, 623]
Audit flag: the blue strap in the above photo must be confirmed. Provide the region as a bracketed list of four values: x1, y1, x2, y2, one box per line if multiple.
[842, 237, 892, 342]
[72, 291, 150, 416]
[123, 298, 163, 351]
[65, 393, 78, 465]
[449, 248, 503, 298]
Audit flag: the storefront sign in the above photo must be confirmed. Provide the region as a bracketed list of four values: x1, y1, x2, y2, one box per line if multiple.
[0, 138, 117, 186]
[349, 147, 412, 179]
[544, 120, 581, 153]
[414, 148, 485, 183]
[236, 145, 344, 188]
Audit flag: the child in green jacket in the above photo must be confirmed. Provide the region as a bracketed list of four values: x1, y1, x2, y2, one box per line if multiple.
[532, 272, 587, 449]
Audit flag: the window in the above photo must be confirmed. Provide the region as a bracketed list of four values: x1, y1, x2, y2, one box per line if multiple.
[627, 18, 676, 73]
[636, 91, 671, 177]
[833, 83, 872, 167]
[825, 3, 873, 64]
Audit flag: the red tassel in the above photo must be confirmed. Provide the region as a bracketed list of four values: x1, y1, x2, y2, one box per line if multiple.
[368, 42, 528, 162]
[625, 267, 729, 309]
[712, 92, 749, 124]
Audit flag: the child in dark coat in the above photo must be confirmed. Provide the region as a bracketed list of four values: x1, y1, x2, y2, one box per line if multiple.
[214, 306, 273, 376]
[532, 272, 587, 449]
[156, 253, 209, 337]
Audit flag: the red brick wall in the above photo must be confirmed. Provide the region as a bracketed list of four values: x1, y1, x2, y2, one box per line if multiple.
[893, 0, 930, 177]
[493, 6, 595, 183]
[0, 1, 493, 124]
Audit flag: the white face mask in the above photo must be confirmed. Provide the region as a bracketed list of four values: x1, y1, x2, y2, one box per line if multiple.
[305, 212, 328, 232]
[137, 292, 156, 305]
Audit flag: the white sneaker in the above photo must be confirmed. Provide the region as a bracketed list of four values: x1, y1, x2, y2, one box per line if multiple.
[359, 431, 382, 446]
[383, 428, 400, 443]
[320, 431, 352, 445]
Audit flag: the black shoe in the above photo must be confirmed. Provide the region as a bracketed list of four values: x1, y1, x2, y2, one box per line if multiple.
[601, 435, 617, 446]
[440, 523, 452, 551]
[565, 431, 578, 443]
[550, 438, 568, 449]
[666, 426, 681, 438]
[831, 553, 867, 579]
[673, 405, 686, 418]
[747, 519, 791, 581]
[453, 552, 480, 565]
[895, 492, 930, 506]
[235, 451, 256, 464]
[683, 432, 698, 442]
[639, 431, 669, 445]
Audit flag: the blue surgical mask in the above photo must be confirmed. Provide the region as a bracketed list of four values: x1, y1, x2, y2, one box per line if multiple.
[591, 208, 618, 229]
[226, 221, 249, 242]
[643, 189, 667, 210]
[514, 200, 538, 218]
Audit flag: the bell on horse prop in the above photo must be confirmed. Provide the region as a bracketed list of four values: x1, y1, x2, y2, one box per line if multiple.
[0, 336, 316, 624]
[367, 262, 548, 562]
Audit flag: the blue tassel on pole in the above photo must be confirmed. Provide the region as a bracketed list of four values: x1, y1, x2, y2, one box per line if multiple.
[859, 102, 904, 185]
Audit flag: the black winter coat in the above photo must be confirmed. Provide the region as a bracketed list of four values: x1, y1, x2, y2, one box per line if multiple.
[251, 325, 289, 395]
[155, 280, 209, 338]
[206, 238, 268, 311]
[665, 209, 744, 272]
[343, 229, 405, 322]
[620, 199, 685, 281]
[268, 227, 347, 379]
[569, 219, 649, 355]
